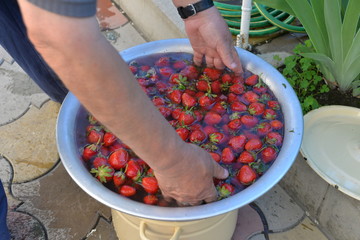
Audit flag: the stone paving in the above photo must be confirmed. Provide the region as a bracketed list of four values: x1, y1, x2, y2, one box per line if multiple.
[0, 1, 332, 239]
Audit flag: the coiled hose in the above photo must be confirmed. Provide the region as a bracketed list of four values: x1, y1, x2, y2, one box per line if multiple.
[214, 1, 305, 36]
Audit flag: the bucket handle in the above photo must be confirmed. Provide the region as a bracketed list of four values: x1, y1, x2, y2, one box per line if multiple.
[139, 221, 182, 240]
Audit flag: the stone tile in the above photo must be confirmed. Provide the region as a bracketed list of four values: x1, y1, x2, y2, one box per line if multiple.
[102, 23, 147, 52]
[257, 52, 293, 68]
[254, 33, 305, 54]
[0, 62, 49, 125]
[96, 0, 128, 30]
[249, 234, 267, 240]
[232, 205, 264, 240]
[268, 217, 328, 240]
[0, 156, 21, 209]
[84, 217, 118, 240]
[255, 184, 305, 232]
[0, 101, 60, 183]
[318, 186, 360, 240]
[11, 162, 112, 240]
[279, 153, 329, 220]
[0, 46, 14, 64]
[7, 211, 46, 240]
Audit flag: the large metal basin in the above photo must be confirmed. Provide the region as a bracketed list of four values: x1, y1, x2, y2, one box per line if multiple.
[56, 39, 303, 221]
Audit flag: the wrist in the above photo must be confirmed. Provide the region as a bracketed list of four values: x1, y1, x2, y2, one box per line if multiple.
[175, 0, 214, 19]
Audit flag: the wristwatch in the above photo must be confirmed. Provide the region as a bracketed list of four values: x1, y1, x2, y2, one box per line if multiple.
[177, 0, 214, 19]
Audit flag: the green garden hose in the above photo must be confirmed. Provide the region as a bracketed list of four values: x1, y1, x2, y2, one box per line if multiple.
[214, 1, 306, 36]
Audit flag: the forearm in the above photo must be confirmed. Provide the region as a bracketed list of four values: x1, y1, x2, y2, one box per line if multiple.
[18, 0, 184, 172]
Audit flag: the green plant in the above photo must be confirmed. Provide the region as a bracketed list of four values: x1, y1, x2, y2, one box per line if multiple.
[277, 41, 330, 114]
[254, 0, 360, 96]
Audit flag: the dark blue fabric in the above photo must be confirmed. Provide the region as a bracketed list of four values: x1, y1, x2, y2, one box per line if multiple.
[0, 0, 68, 103]
[0, 181, 10, 240]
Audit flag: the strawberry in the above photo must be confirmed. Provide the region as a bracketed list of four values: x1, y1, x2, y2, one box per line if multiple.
[221, 73, 232, 84]
[198, 94, 215, 109]
[155, 56, 170, 67]
[211, 80, 222, 94]
[245, 138, 263, 151]
[217, 183, 235, 198]
[100, 146, 110, 157]
[229, 83, 245, 95]
[190, 123, 202, 131]
[237, 165, 257, 185]
[193, 110, 203, 122]
[237, 151, 255, 163]
[90, 165, 115, 183]
[221, 147, 235, 163]
[173, 60, 186, 70]
[227, 118, 242, 130]
[180, 65, 199, 79]
[232, 75, 244, 84]
[158, 106, 172, 118]
[119, 185, 136, 197]
[210, 152, 221, 162]
[125, 159, 142, 181]
[204, 67, 221, 81]
[266, 132, 283, 146]
[203, 125, 218, 136]
[159, 67, 174, 77]
[211, 101, 227, 115]
[171, 108, 182, 120]
[103, 132, 117, 147]
[270, 120, 284, 130]
[196, 80, 210, 92]
[142, 176, 159, 194]
[189, 129, 206, 143]
[92, 156, 108, 168]
[261, 147, 277, 163]
[181, 92, 197, 107]
[228, 135, 247, 152]
[155, 82, 168, 93]
[204, 111, 222, 125]
[167, 89, 182, 104]
[143, 195, 159, 205]
[113, 171, 126, 187]
[240, 115, 259, 128]
[152, 96, 165, 106]
[108, 148, 129, 170]
[263, 108, 277, 120]
[248, 102, 265, 115]
[254, 85, 267, 94]
[176, 127, 189, 141]
[169, 73, 182, 84]
[209, 132, 227, 145]
[82, 144, 98, 161]
[87, 127, 104, 144]
[256, 122, 272, 136]
[129, 65, 138, 74]
[242, 91, 259, 103]
[227, 93, 239, 103]
[178, 110, 196, 125]
[267, 100, 280, 110]
[230, 101, 247, 112]
[184, 89, 197, 96]
[245, 74, 259, 86]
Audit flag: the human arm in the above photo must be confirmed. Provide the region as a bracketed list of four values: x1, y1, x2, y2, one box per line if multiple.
[18, 0, 228, 205]
[173, 0, 243, 74]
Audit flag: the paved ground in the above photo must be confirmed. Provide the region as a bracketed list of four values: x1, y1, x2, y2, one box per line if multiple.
[0, 1, 331, 239]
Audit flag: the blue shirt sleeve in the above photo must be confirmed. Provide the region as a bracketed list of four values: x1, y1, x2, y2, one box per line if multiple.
[27, 0, 97, 17]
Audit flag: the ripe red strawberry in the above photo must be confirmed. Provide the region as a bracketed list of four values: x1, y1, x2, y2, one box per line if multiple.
[178, 110, 196, 125]
[152, 96, 165, 106]
[180, 65, 199, 79]
[240, 115, 259, 128]
[119, 185, 136, 197]
[92, 156, 108, 168]
[196, 80, 210, 92]
[203, 125, 218, 136]
[103, 132, 117, 147]
[87, 127, 104, 144]
[237, 165, 257, 185]
[267, 100, 280, 110]
[209, 132, 227, 145]
[182, 92, 197, 107]
[248, 102, 265, 115]
[190, 123, 202, 131]
[155, 82, 168, 93]
[167, 89, 182, 104]
[237, 151, 255, 163]
[230, 101, 247, 112]
[143, 195, 159, 205]
[176, 127, 189, 141]
[185, 89, 197, 96]
[263, 108, 277, 120]
[210, 152, 221, 162]
[211, 80, 222, 94]
[242, 91, 259, 103]
[245, 138, 263, 151]
[198, 94, 215, 109]
[189, 129, 206, 143]
[228, 135, 247, 152]
[229, 83, 245, 95]
[221, 73, 232, 84]
[261, 147, 277, 163]
[113, 171, 126, 187]
[82, 144, 98, 161]
[155, 56, 170, 67]
[232, 75, 244, 84]
[90, 165, 115, 183]
[129, 65, 137, 74]
[173, 60, 186, 70]
[227, 93, 239, 103]
[227, 118, 242, 130]
[221, 147, 235, 163]
[193, 110, 203, 122]
[204, 112, 222, 125]
[142, 176, 159, 194]
[245, 74, 259, 86]
[108, 148, 129, 170]
[266, 132, 283, 146]
[125, 159, 142, 181]
[159, 67, 174, 77]
[100, 146, 110, 157]
[254, 85, 268, 94]
[158, 106, 172, 118]
[256, 122, 272, 136]
[217, 183, 235, 198]
[171, 108, 182, 120]
[169, 73, 182, 84]
[270, 120, 284, 130]
[204, 67, 221, 81]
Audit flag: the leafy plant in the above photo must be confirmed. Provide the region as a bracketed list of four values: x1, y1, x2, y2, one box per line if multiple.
[254, 0, 360, 96]
[276, 41, 330, 114]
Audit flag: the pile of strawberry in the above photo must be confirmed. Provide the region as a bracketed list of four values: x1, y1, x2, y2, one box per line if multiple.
[80, 53, 284, 206]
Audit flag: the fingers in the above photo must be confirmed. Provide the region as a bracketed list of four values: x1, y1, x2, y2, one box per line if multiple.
[212, 161, 229, 179]
[193, 51, 203, 66]
[219, 44, 243, 75]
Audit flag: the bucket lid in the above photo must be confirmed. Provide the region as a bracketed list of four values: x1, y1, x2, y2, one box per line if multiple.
[301, 105, 360, 200]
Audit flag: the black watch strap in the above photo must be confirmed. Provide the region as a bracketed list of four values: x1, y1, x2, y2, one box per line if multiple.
[177, 0, 214, 19]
